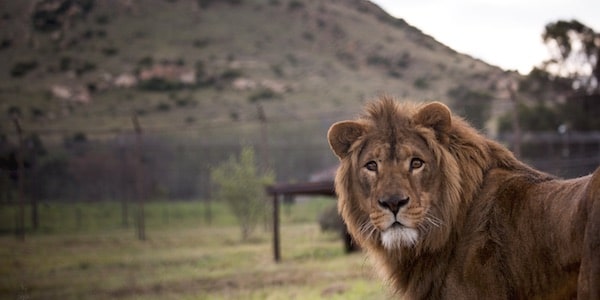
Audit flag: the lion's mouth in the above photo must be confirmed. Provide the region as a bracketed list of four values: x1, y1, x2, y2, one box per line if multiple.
[380, 222, 419, 249]
[391, 221, 404, 228]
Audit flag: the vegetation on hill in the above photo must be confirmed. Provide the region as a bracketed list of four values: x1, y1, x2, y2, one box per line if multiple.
[0, 0, 511, 134]
[0, 0, 517, 205]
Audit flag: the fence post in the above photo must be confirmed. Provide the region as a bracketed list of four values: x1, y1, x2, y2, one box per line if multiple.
[12, 117, 25, 241]
[132, 114, 146, 241]
[273, 193, 280, 262]
[508, 80, 521, 158]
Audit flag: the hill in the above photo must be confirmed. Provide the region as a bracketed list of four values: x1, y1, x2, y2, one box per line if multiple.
[0, 0, 517, 136]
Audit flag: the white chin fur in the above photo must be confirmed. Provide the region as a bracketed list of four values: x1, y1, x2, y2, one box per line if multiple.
[381, 227, 418, 250]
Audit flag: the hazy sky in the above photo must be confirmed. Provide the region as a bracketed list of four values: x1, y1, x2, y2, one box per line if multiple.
[370, 0, 600, 74]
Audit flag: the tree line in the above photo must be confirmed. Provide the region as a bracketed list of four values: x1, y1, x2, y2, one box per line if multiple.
[503, 19, 600, 133]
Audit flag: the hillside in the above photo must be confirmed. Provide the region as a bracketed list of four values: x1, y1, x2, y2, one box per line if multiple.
[0, 0, 516, 136]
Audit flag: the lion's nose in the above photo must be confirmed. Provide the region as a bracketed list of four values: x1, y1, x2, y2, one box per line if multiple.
[378, 194, 409, 214]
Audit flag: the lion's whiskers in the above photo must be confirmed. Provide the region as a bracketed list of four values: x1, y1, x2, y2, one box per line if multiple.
[418, 213, 444, 234]
[425, 214, 443, 228]
[358, 219, 378, 240]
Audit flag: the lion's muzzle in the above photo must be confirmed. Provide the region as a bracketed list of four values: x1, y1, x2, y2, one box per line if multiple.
[378, 194, 409, 214]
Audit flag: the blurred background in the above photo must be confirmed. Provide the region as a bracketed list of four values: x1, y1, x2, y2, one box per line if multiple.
[1, 0, 599, 299]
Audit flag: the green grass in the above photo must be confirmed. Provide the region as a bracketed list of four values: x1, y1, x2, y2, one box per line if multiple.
[0, 199, 389, 299]
[0, 201, 234, 234]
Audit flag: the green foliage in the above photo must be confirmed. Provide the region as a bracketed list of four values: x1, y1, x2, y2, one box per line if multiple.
[542, 19, 599, 94]
[31, 0, 95, 32]
[211, 147, 274, 240]
[288, 0, 305, 10]
[559, 94, 600, 131]
[248, 88, 278, 103]
[447, 85, 492, 130]
[413, 77, 429, 90]
[10, 60, 39, 78]
[138, 78, 184, 91]
[498, 94, 600, 132]
[498, 102, 562, 133]
[137, 56, 154, 68]
[101, 47, 119, 57]
[366, 54, 390, 66]
[396, 51, 411, 69]
[156, 102, 171, 112]
[219, 68, 243, 81]
[95, 14, 110, 25]
[197, 0, 243, 8]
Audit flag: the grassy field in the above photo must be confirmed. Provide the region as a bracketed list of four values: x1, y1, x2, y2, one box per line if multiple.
[0, 199, 389, 299]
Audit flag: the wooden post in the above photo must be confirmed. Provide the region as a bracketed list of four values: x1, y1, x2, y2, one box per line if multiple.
[118, 141, 129, 228]
[273, 193, 280, 262]
[12, 117, 25, 241]
[508, 80, 521, 158]
[256, 103, 270, 173]
[132, 114, 146, 241]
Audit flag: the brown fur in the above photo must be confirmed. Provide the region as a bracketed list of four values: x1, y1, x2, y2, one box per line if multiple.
[327, 97, 600, 299]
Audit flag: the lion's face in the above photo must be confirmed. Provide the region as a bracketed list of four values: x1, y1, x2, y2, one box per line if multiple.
[355, 133, 440, 249]
[329, 100, 455, 251]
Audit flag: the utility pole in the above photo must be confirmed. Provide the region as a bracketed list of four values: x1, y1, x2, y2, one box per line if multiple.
[12, 116, 25, 241]
[132, 113, 146, 241]
[257, 103, 272, 231]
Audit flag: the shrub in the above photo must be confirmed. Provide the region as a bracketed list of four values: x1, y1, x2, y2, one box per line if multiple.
[138, 78, 183, 91]
[10, 60, 39, 77]
[192, 38, 211, 48]
[288, 0, 304, 10]
[248, 88, 277, 103]
[211, 147, 274, 241]
[138, 56, 154, 68]
[220, 68, 243, 81]
[101, 47, 119, 56]
[413, 77, 429, 89]
[156, 102, 171, 111]
[95, 14, 110, 25]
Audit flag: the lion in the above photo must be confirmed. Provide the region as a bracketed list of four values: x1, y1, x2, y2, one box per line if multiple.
[327, 97, 600, 299]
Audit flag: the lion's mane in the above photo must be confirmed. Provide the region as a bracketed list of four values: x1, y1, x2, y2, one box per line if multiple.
[328, 97, 600, 299]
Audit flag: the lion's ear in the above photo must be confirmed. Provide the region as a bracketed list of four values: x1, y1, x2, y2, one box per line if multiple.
[415, 102, 452, 143]
[328, 121, 365, 159]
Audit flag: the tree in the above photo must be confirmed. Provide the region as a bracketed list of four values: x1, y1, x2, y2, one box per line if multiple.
[542, 20, 600, 93]
[507, 20, 600, 132]
[211, 147, 274, 241]
[446, 85, 492, 130]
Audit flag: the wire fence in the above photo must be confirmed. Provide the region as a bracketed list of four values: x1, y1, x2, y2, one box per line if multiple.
[1, 113, 599, 237]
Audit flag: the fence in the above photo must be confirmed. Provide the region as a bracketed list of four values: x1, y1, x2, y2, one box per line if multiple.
[0, 115, 339, 237]
[2, 113, 600, 238]
[498, 131, 600, 178]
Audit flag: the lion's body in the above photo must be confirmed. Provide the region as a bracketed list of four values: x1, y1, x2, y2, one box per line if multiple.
[327, 98, 600, 299]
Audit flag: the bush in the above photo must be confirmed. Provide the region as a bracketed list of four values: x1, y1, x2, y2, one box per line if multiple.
[10, 60, 39, 77]
[138, 78, 183, 91]
[101, 47, 119, 56]
[248, 88, 278, 103]
[447, 85, 492, 130]
[220, 68, 243, 81]
[137, 56, 154, 68]
[288, 0, 304, 10]
[211, 147, 274, 241]
[156, 102, 171, 112]
[413, 77, 429, 89]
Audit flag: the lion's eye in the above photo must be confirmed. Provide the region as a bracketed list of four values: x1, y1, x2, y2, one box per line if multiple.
[410, 158, 424, 170]
[365, 161, 378, 172]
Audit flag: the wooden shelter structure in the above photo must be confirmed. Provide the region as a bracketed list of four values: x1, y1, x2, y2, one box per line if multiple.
[265, 180, 335, 262]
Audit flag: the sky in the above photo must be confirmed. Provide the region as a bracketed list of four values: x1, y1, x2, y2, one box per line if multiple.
[370, 0, 600, 74]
